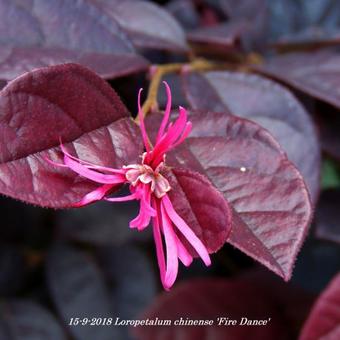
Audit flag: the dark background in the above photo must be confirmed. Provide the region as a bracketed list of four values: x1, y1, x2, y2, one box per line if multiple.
[0, 0, 339, 339]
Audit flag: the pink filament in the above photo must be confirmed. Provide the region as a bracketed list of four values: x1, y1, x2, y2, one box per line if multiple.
[151, 194, 210, 290]
[161, 194, 211, 266]
[156, 81, 172, 143]
[138, 88, 151, 153]
[49, 83, 210, 291]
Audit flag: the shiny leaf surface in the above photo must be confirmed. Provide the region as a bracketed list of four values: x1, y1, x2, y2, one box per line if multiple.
[147, 111, 312, 280]
[165, 167, 232, 255]
[183, 71, 320, 202]
[255, 51, 340, 110]
[0, 63, 142, 207]
[0, 47, 149, 81]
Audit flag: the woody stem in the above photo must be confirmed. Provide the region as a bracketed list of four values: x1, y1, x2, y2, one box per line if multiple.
[134, 52, 264, 124]
[135, 58, 242, 123]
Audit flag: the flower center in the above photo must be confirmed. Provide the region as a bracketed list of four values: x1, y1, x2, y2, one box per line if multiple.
[124, 162, 170, 198]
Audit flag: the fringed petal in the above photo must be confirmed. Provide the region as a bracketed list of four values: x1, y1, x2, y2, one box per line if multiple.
[171, 122, 192, 149]
[160, 200, 179, 290]
[161, 194, 211, 266]
[129, 184, 156, 230]
[156, 81, 172, 143]
[173, 232, 193, 267]
[152, 198, 166, 287]
[73, 184, 116, 207]
[138, 88, 151, 153]
[63, 152, 126, 184]
[151, 107, 189, 167]
[104, 193, 137, 202]
[60, 143, 125, 174]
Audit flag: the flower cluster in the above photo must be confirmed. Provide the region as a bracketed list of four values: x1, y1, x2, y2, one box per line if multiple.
[53, 82, 210, 290]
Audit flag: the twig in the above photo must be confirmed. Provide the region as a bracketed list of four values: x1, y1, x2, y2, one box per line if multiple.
[135, 57, 257, 123]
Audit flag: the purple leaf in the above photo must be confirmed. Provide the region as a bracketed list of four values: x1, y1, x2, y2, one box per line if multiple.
[164, 167, 232, 255]
[254, 51, 340, 110]
[0, 0, 134, 53]
[97, 245, 157, 340]
[211, 0, 268, 50]
[0, 300, 67, 340]
[300, 273, 340, 340]
[0, 0, 43, 47]
[134, 278, 290, 340]
[272, 27, 340, 52]
[182, 71, 320, 203]
[1, 0, 188, 54]
[97, 245, 156, 319]
[166, 0, 200, 31]
[0, 47, 149, 81]
[0, 63, 142, 207]
[157, 74, 187, 109]
[187, 21, 249, 54]
[92, 0, 188, 52]
[315, 190, 340, 245]
[56, 199, 150, 245]
[146, 111, 312, 280]
[238, 268, 315, 330]
[46, 244, 121, 340]
[217, 0, 267, 19]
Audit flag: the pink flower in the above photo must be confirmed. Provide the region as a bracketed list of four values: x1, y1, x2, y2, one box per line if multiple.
[52, 82, 211, 290]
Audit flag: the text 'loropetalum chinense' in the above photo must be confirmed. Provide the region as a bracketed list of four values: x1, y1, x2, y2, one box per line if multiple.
[52, 82, 211, 290]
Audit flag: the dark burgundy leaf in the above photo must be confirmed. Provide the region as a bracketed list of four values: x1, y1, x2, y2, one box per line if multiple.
[238, 268, 315, 331]
[164, 168, 232, 255]
[182, 71, 320, 203]
[300, 273, 340, 340]
[0, 0, 134, 54]
[147, 111, 312, 280]
[254, 50, 340, 110]
[0, 300, 67, 340]
[46, 244, 121, 340]
[315, 189, 340, 245]
[56, 199, 151, 245]
[134, 278, 290, 340]
[0, 63, 143, 208]
[0, 47, 149, 81]
[93, 0, 188, 53]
